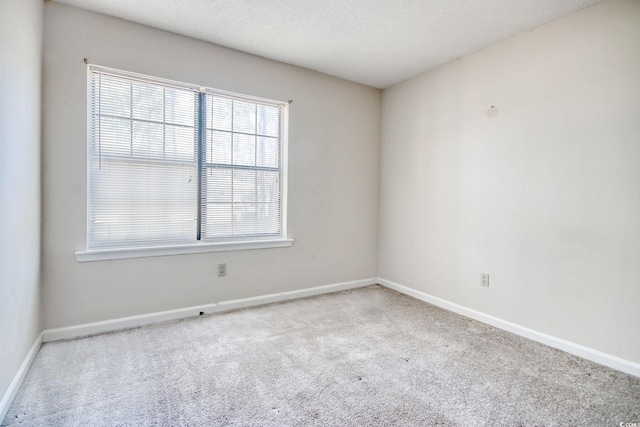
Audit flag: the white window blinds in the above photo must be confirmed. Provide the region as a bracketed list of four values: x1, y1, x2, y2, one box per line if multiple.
[88, 66, 286, 249]
[202, 94, 282, 240]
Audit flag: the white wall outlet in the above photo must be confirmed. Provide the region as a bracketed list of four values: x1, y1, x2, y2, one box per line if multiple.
[218, 263, 226, 277]
[481, 273, 489, 287]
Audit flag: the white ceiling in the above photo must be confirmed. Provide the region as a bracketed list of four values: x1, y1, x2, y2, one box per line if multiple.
[53, 0, 604, 89]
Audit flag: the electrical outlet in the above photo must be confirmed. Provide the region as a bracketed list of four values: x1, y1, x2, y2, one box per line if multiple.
[218, 263, 226, 277]
[481, 273, 489, 287]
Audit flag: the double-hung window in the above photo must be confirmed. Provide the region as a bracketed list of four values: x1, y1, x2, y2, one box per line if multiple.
[78, 65, 290, 261]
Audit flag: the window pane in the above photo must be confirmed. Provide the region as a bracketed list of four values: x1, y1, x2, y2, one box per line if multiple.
[132, 82, 164, 122]
[94, 116, 131, 156]
[209, 96, 232, 131]
[97, 75, 131, 118]
[232, 133, 255, 166]
[257, 203, 280, 234]
[165, 90, 195, 127]
[206, 169, 231, 203]
[257, 171, 279, 203]
[257, 136, 279, 168]
[208, 130, 231, 164]
[165, 125, 196, 162]
[257, 104, 279, 137]
[132, 121, 164, 159]
[205, 203, 232, 237]
[233, 203, 257, 236]
[233, 170, 256, 203]
[232, 100, 255, 133]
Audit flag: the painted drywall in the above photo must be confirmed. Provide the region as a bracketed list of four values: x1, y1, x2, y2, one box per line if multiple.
[42, 3, 380, 328]
[379, 0, 640, 363]
[0, 0, 43, 407]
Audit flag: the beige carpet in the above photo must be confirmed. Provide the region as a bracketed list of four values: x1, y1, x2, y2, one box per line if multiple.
[3, 285, 639, 426]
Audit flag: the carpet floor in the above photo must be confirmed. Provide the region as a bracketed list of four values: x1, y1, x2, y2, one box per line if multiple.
[3, 285, 639, 426]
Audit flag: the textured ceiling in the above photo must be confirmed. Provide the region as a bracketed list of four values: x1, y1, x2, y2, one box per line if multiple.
[53, 0, 604, 88]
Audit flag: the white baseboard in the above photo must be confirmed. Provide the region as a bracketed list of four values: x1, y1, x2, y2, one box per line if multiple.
[0, 331, 43, 423]
[43, 278, 377, 342]
[378, 278, 640, 378]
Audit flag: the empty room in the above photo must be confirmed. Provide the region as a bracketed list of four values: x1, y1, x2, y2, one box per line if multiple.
[1, 0, 639, 425]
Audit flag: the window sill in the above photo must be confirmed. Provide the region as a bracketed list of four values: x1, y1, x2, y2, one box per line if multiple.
[75, 238, 294, 262]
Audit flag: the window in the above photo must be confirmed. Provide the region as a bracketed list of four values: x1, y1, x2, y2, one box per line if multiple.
[78, 65, 290, 261]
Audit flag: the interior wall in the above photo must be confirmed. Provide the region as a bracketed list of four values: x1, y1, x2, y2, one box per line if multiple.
[42, 2, 380, 328]
[378, 0, 640, 363]
[0, 0, 43, 406]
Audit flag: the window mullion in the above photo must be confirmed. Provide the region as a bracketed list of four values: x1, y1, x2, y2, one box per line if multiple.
[254, 103, 258, 235]
[162, 88, 166, 159]
[197, 92, 205, 241]
[231, 100, 234, 237]
[129, 82, 133, 157]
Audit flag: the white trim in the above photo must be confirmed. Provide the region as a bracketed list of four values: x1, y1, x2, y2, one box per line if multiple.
[85, 65, 92, 251]
[280, 102, 289, 240]
[42, 278, 376, 342]
[75, 238, 294, 262]
[378, 278, 640, 378]
[0, 332, 43, 423]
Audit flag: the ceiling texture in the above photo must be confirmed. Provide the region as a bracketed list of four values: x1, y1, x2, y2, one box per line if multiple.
[54, 0, 604, 88]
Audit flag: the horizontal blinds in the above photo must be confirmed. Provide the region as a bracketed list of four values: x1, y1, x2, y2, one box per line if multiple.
[87, 66, 285, 249]
[88, 68, 198, 248]
[201, 94, 283, 239]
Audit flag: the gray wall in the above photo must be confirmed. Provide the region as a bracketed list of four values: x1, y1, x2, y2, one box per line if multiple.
[0, 0, 43, 408]
[42, 3, 381, 328]
[378, 0, 640, 363]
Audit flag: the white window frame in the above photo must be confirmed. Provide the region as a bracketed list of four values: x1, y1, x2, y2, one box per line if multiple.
[76, 65, 292, 262]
